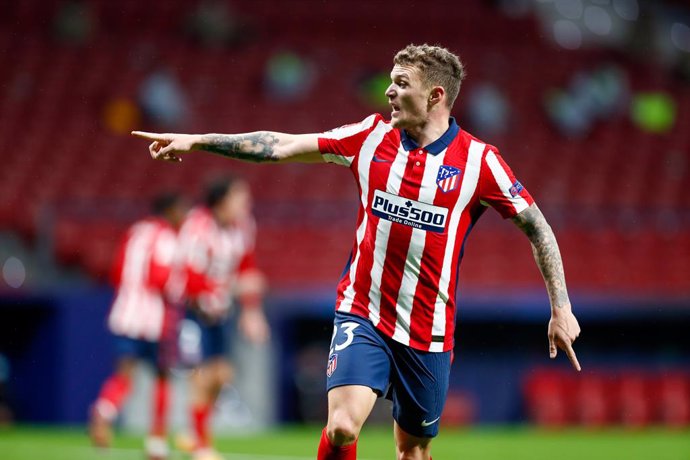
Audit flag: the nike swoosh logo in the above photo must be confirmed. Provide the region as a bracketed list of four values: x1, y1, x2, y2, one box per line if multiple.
[372, 154, 393, 163]
[421, 416, 440, 427]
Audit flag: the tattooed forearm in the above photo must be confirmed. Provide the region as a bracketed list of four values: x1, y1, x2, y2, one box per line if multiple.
[197, 132, 280, 163]
[512, 204, 570, 308]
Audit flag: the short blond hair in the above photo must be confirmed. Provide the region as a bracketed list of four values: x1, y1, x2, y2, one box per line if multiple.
[394, 44, 465, 108]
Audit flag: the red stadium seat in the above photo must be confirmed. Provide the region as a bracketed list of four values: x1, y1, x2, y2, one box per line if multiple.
[658, 372, 690, 427]
[617, 371, 654, 427]
[523, 369, 576, 426]
[574, 372, 616, 426]
[0, 0, 688, 293]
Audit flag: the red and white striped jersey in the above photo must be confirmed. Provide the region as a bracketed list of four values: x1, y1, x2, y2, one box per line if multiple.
[108, 217, 180, 342]
[177, 206, 257, 319]
[318, 114, 534, 352]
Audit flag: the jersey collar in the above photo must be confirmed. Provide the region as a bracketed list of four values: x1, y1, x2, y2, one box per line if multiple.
[400, 117, 459, 155]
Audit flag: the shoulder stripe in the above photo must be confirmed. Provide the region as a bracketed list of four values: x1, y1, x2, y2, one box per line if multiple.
[320, 114, 380, 140]
[485, 150, 529, 214]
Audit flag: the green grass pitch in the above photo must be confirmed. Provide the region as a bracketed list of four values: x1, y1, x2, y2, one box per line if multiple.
[0, 425, 688, 460]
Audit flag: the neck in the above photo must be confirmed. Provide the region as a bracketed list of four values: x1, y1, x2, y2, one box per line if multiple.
[404, 110, 450, 147]
[211, 209, 226, 227]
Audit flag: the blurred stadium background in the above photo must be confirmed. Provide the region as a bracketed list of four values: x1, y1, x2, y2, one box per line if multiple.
[0, 0, 689, 458]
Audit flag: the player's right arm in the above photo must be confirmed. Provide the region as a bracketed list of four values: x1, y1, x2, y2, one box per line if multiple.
[131, 131, 323, 164]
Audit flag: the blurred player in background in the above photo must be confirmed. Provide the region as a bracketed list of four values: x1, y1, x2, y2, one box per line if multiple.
[177, 177, 270, 460]
[134, 43, 581, 460]
[89, 192, 187, 460]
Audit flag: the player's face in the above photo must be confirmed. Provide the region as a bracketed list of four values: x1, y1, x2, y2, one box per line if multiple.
[167, 201, 188, 229]
[386, 64, 431, 129]
[217, 181, 252, 226]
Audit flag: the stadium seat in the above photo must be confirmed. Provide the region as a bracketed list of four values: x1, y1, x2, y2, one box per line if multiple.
[523, 369, 576, 426]
[658, 372, 690, 427]
[0, 0, 688, 293]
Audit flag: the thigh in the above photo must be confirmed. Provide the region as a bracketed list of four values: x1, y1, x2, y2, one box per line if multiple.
[327, 384, 378, 432]
[191, 355, 234, 392]
[389, 342, 451, 438]
[326, 312, 391, 396]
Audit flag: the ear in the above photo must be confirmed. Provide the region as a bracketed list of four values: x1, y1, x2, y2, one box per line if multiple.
[428, 86, 445, 108]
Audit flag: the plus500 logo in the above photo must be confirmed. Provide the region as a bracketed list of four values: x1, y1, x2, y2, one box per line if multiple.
[371, 189, 448, 233]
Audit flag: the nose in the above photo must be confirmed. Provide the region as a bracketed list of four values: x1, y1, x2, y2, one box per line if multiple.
[385, 84, 396, 99]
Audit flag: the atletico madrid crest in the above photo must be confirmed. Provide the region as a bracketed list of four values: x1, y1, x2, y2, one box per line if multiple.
[326, 354, 338, 377]
[436, 165, 462, 193]
[509, 180, 524, 197]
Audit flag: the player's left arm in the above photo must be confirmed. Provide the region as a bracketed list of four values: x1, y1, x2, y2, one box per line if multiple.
[235, 269, 270, 345]
[512, 203, 582, 371]
[234, 239, 270, 344]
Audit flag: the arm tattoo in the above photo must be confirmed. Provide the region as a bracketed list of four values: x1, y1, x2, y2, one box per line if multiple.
[197, 132, 280, 163]
[512, 204, 570, 308]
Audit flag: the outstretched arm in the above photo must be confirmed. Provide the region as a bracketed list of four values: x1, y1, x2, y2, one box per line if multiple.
[131, 130, 323, 164]
[512, 203, 582, 371]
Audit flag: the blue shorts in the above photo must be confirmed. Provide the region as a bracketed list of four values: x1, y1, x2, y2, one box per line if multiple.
[183, 310, 230, 362]
[113, 335, 174, 371]
[326, 312, 451, 438]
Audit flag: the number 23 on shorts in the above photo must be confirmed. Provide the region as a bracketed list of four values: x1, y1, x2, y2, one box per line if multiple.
[329, 322, 360, 355]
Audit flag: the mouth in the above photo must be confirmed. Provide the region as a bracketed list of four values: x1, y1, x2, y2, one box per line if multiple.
[390, 102, 400, 117]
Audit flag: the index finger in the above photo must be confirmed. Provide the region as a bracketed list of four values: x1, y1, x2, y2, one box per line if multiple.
[563, 341, 581, 372]
[131, 131, 165, 141]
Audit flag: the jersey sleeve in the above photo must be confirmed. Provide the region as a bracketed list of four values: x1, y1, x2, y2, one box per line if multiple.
[237, 249, 258, 274]
[177, 219, 217, 298]
[181, 223, 229, 317]
[317, 113, 383, 167]
[110, 232, 128, 287]
[184, 239, 215, 297]
[147, 228, 177, 291]
[477, 147, 534, 219]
